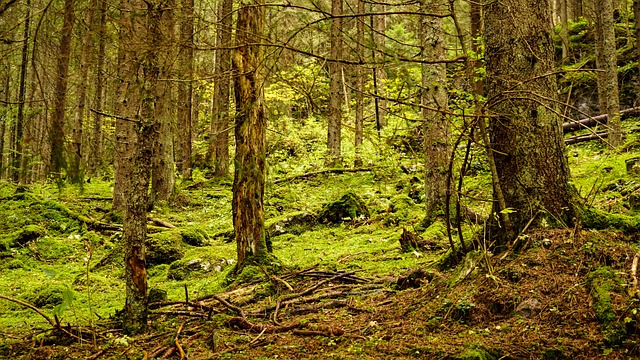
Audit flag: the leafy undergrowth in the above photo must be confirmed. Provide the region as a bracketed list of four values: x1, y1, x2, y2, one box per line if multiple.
[3, 124, 640, 358]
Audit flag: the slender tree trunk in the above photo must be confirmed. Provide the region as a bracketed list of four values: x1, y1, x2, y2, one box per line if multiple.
[560, 0, 570, 60]
[327, 0, 343, 166]
[421, 0, 449, 219]
[570, 0, 583, 19]
[150, 2, 175, 204]
[233, 0, 268, 271]
[373, 5, 387, 127]
[70, 2, 96, 184]
[207, 0, 233, 176]
[49, 0, 74, 180]
[485, 0, 574, 246]
[354, 0, 364, 167]
[175, 0, 194, 179]
[634, 0, 640, 105]
[13, 0, 30, 182]
[90, 0, 107, 178]
[594, 0, 622, 147]
[0, 66, 8, 178]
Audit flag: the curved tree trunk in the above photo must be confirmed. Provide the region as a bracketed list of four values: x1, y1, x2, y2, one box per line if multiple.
[232, 0, 268, 271]
[485, 0, 574, 246]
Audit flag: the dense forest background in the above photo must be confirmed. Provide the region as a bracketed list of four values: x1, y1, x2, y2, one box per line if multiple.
[3, 0, 640, 358]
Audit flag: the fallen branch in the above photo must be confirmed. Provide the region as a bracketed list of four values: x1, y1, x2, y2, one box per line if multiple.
[149, 218, 177, 229]
[273, 168, 373, 185]
[226, 317, 301, 333]
[565, 132, 607, 145]
[0, 294, 55, 327]
[562, 107, 640, 133]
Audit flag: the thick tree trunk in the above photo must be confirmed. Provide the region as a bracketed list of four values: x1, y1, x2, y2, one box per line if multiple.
[594, 0, 621, 147]
[327, 0, 343, 166]
[50, 0, 74, 180]
[117, 0, 153, 335]
[207, 0, 233, 177]
[13, 0, 30, 182]
[354, 0, 364, 167]
[69, 2, 96, 184]
[175, 0, 194, 180]
[421, 0, 449, 218]
[485, 0, 574, 246]
[232, 0, 268, 271]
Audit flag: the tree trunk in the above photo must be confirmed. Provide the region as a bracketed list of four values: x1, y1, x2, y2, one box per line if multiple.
[150, 2, 175, 205]
[326, 0, 343, 166]
[49, 0, 75, 181]
[13, 0, 30, 183]
[594, 0, 622, 147]
[90, 0, 108, 178]
[232, 0, 269, 271]
[485, 0, 574, 246]
[635, 0, 640, 105]
[0, 66, 8, 178]
[373, 5, 387, 127]
[560, 0, 570, 60]
[175, 0, 194, 180]
[421, 0, 449, 218]
[354, 0, 364, 167]
[69, 1, 96, 184]
[207, 0, 233, 177]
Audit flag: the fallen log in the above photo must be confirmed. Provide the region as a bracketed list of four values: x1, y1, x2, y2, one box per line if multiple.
[563, 107, 640, 133]
[565, 132, 607, 145]
[273, 168, 373, 185]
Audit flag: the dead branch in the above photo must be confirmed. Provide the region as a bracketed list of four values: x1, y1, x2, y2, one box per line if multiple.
[226, 317, 301, 333]
[273, 168, 373, 185]
[565, 132, 607, 145]
[0, 294, 55, 327]
[148, 217, 177, 229]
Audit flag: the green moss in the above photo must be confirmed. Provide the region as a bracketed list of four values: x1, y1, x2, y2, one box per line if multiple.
[587, 267, 626, 345]
[421, 221, 447, 243]
[581, 208, 640, 233]
[25, 283, 68, 308]
[146, 231, 185, 266]
[318, 192, 369, 223]
[180, 229, 207, 247]
[457, 347, 497, 360]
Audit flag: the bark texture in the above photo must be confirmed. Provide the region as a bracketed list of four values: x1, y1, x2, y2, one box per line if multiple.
[49, 0, 74, 180]
[485, 0, 574, 246]
[593, 0, 621, 147]
[421, 0, 449, 218]
[175, 0, 194, 179]
[232, 0, 268, 271]
[327, 0, 343, 166]
[354, 0, 364, 167]
[13, 0, 29, 182]
[207, 0, 233, 176]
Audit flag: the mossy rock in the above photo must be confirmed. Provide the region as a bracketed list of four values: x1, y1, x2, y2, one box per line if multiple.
[2, 225, 47, 249]
[581, 208, 640, 233]
[148, 288, 168, 303]
[168, 256, 228, 280]
[587, 267, 626, 345]
[25, 284, 68, 309]
[146, 231, 185, 266]
[266, 211, 317, 237]
[180, 228, 208, 247]
[318, 192, 369, 224]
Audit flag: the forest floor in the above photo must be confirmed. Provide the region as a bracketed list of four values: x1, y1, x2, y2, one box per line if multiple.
[2, 126, 640, 359]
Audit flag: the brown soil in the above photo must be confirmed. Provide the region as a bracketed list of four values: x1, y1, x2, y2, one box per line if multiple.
[2, 229, 640, 359]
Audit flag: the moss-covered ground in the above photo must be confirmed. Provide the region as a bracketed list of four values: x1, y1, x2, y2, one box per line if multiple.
[2, 125, 640, 359]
